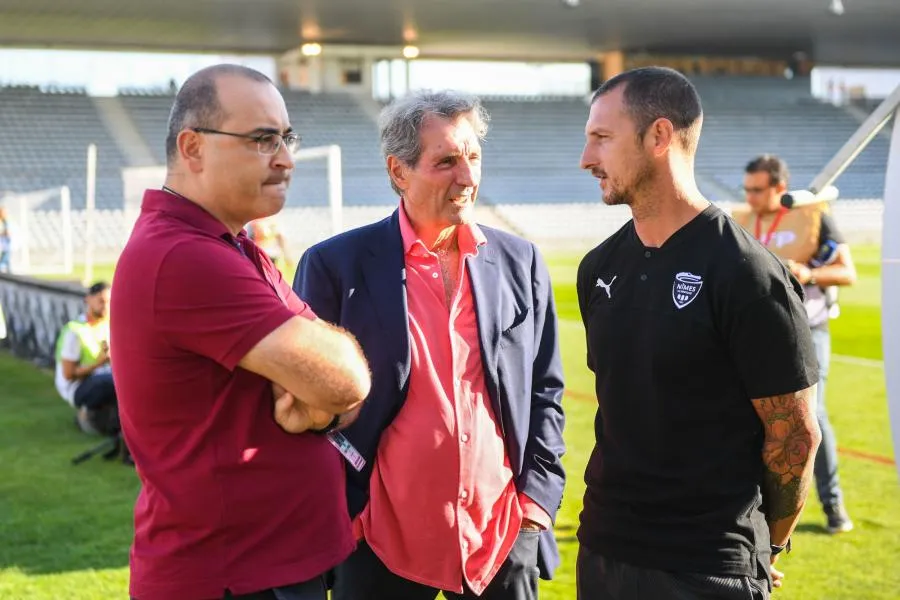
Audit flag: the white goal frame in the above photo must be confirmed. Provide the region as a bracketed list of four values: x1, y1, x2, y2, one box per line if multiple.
[1, 185, 74, 276]
[807, 84, 900, 483]
[292, 144, 344, 235]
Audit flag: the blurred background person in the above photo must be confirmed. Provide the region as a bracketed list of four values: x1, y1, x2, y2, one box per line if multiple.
[247, 215, 289, 270]
[737, 154, 857, 534]
[0, 205, 11, 273]
[54, 281, 118, 436]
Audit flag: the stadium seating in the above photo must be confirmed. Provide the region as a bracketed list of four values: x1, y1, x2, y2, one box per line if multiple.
[692, 76, 890, 200]
[477, 97, 600, 203]
[0, 76, 892, 212]
[280, 90, 395, 206]
[0, 85, 127, 210]
[117, 89, 395, 207]
[117, 90, 173, 165]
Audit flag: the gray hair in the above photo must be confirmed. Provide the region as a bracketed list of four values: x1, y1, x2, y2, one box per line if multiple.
[379, 90, 490, 195]
[165, 64, 273, 165]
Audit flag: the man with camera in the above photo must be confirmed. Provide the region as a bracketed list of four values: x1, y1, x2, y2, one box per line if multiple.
[736, 154, 857, 534]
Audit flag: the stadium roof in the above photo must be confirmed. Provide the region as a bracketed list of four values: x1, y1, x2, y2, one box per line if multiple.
[2, 0, 899, 66]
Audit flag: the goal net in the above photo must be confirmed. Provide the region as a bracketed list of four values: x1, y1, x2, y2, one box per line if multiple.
[1, 186, 74, 276]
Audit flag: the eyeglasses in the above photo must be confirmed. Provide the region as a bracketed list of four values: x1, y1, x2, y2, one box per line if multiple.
[191, 127, 301, 156]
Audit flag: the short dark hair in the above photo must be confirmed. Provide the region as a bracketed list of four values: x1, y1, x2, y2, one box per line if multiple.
[592, 66, 703, 152]
[165, 64, 273, 165]
[87, 281, 109, 296]
[745, 154, 790, 187]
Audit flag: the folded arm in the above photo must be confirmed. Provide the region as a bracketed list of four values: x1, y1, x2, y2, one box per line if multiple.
[240, 315, 371, 416]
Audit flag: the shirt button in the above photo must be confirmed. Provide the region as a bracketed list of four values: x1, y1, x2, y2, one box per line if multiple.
[460, 489, 469, 500]
[432, 272, 439, 279]
[461, 433, 470, 443]
[644, 251, 651, 258]
[640, 274, 648, 281]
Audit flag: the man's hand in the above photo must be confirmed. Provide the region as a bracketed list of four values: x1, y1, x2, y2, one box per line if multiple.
[240, 316, 371, 415]
[770, 556, 785, 589]
[785, 260, 812, 285]
[271, 383, 335, 434]
[95, 341, 111, 366]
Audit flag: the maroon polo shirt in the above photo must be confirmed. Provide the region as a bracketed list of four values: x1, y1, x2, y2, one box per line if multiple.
[110, 189, 354, 600]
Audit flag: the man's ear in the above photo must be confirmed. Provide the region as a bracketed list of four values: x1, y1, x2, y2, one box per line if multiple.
[387, 155, 411, 193]
[644, 117, 676, 158]
[178, 129, 204, 174]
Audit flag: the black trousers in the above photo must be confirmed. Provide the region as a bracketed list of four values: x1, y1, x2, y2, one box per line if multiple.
[576, 545, 769, 600]
[131, 575, 327, 600]
[73, 372, 119, 435]
[73, 371, 117, 410]
[332, 530, 541, 600]
[223, 577, 327, 599]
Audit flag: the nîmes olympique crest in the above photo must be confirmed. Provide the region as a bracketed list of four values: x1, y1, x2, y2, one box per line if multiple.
[672, 272, 703, 309]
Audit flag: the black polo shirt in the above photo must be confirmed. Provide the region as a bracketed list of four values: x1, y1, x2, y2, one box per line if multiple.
[576, 204, 818, 578]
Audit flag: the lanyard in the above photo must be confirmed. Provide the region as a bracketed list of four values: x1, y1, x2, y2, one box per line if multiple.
[754, 206, 788, 246]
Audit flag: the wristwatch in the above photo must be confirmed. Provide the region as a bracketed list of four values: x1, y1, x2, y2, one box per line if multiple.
[771, 538, 792, 556]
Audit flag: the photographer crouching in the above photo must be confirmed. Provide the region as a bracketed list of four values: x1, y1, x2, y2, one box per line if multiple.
[54, 281, 130, 464]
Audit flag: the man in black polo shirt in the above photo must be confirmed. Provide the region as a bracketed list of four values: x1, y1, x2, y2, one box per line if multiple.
[575, 67, 821, 600]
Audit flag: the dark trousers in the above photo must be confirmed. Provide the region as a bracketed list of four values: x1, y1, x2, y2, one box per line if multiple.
[73, 371, 117, 409]
[73, 372, 119, 435]
[332, 530, 541, 600]
[73, 373, 120, 435]
[131, 576, 327, 600]
[223, 577, 327, 599]
[576, 546, 769, 600]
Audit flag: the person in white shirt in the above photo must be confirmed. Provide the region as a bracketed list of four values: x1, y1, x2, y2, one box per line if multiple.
[54, 281, 118, 435]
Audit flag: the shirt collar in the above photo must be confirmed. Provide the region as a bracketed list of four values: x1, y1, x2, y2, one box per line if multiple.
[142, 188, 250, 247]
[398, 198, 486, 258]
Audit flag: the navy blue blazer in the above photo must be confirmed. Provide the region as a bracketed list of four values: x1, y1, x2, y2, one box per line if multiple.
[293, 209, 566, 579]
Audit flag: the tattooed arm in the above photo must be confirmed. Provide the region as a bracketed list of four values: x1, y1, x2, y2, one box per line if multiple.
[751, 385, 821, 551]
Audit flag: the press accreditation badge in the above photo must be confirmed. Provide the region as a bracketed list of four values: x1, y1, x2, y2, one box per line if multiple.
[267, 271, 366, 473]
[327, 431, 366, 472]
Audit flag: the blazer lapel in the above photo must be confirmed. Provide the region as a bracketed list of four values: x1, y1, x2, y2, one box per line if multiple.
[361, 211, 411, 394]
[468, 243, 502, 411]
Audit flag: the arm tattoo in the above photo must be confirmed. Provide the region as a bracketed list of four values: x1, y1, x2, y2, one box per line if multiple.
[753, 389, 819, 522]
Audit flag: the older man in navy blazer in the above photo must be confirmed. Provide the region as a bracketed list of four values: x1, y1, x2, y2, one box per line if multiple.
[293, 90, 565, 600]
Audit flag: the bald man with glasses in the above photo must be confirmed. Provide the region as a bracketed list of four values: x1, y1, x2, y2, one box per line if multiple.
[111, 64, 371, 600]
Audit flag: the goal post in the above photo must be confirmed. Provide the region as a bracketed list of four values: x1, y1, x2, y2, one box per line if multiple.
[807, 83, 900, 484]
[292, 144, 343, 235]
[1, 186, 74, 276]
[878, 89, 900, 485]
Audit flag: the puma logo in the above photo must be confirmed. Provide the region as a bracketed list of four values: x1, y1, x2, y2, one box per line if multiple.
[595, 275, 617, 299]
